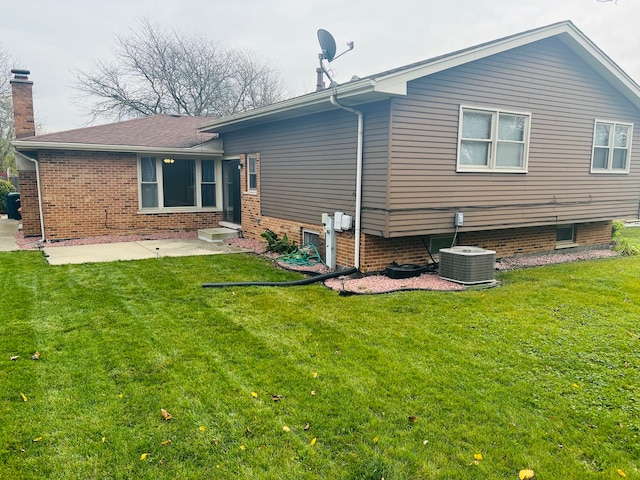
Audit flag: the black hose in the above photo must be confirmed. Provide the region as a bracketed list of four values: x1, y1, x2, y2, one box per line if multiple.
[421, 236, 438, 266]
[202, 267, 359, 288]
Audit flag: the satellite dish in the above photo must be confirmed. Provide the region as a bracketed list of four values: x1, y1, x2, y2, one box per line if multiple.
[317, 29, 336, 62]
[316, 29, 354, 89]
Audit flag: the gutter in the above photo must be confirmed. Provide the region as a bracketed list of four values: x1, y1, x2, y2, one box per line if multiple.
[330, 94, 363, 270]
[11, 141, 223, 157]
[13, 150, 45, 242]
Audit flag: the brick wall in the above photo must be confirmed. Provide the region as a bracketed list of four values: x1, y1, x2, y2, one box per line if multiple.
[31, 150, 221, 240]
[17, 170, 41, 236]
[359, 235, 428, 272]
[358, 221, 613, 271]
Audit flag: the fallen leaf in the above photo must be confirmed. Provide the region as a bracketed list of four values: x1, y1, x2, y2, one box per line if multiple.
[33, 437, 42, 442]
[239, 444, 246, 451]
[10, 355, 19, 361]
[199, 426, 206, 432]
[572, 383, 580, 389]
[310, 437, 317, 446]
[161, 408, 173, 421]
[31, 351, 40, 360]
[310, 390, 317, 396]
[408, 415, 418, 423]
[271, 394, 283, 402]
[617, 469, 627, 478]
[474, 453, 483, 461]
[212, 439, 219, 446]
[312, 372, 318, 378]
[245, 426, 253, 435]
[118, 393, 123, 399]
[102, 436, 106, 443]
[282, 426, 291, 432]
[20, 392, 28, 402]
[161, 439, 171, 445]
[304, 422, 310, 431]
[140, 453, 149, 461]
[423, 440, 429, 445]
[519, 469, 535, 479]
[251, 391, 258, 398]
[373, 437, 379, 444]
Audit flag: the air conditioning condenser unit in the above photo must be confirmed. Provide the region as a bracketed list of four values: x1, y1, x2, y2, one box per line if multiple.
[439, 246, 496, 284]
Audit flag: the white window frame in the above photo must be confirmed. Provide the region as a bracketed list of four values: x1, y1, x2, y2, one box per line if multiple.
[590, 119, 633, 174]
[137, 156, 221, 212]
[247, 154, 257, 192]
[457, 105, 531, 173]
[556, 224, 577, 249]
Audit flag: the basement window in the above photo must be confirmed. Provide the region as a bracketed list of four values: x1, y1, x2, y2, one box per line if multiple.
[556, 225, 577, 248]
[430, 235, 455, 255]
[303, 229, 324, 262]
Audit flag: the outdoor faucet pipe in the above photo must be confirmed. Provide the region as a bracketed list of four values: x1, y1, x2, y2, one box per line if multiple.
[202, 267, 358, 288]
[329, 93, 363, 270]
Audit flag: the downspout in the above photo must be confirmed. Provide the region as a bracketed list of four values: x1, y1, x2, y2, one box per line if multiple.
[329, 94, 363, 270]
[14, 150, 46, 242]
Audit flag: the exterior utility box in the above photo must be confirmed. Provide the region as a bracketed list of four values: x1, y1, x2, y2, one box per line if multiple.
[439, 246, 496, 284]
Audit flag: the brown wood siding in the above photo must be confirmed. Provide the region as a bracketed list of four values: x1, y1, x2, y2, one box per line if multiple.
[386, 37, 640, 237]
[222, 102, 391, 231]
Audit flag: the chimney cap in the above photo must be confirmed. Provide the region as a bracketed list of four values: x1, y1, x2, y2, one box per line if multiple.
[11, 69, 30, 76]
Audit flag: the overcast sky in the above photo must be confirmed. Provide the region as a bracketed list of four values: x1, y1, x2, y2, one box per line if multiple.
[2, 0, 638, 133]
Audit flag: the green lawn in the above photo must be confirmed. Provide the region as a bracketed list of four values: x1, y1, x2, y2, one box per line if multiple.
[0, 242, 639, 479]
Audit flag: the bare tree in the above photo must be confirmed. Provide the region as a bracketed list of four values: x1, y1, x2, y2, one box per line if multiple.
[0, 45, 16, 174]
[74, 19, 285, 121]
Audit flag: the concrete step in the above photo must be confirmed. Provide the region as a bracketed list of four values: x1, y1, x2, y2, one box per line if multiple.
[198, 227, 240, 243]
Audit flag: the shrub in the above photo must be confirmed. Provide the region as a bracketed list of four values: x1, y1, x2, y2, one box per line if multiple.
[0, 179, 16, 214]
[612, 220, 625, 242]
[613, 237, 640, 256]
[260, 229, 298, 254]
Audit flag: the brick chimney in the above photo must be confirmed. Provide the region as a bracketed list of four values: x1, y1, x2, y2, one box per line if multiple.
[10, 69, 35, 138]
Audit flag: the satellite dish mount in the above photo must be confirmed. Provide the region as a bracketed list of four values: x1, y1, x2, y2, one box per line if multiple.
[317, 29, 354, 88]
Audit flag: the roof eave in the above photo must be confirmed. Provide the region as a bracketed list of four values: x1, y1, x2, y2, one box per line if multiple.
[11, 139, 224, 156]
[199, 21, 640, 133]
[198, 79, 391, 133]
[374, 21, 640, 109]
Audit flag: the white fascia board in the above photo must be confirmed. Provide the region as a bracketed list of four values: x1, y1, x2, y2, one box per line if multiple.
[198, 80, 379, 132]
[373, 22, 640, 109]
[557, 31, 640, 110]
[11, 140, 224, 157]
[199, 21, 640, 132]
[374, 23, 575, 88]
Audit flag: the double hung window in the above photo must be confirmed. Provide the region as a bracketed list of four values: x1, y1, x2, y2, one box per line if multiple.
[591, 120, 632, 173]
[457, 107, 531, 173]
[139, 157, 217, 210]
[247, 154, 257, 192]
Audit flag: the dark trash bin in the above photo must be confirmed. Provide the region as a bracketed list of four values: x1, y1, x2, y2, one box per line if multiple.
[6, 192, 21, 220]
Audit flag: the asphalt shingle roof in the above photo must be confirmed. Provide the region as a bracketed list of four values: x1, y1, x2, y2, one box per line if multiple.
[26, 114, 216, 148]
